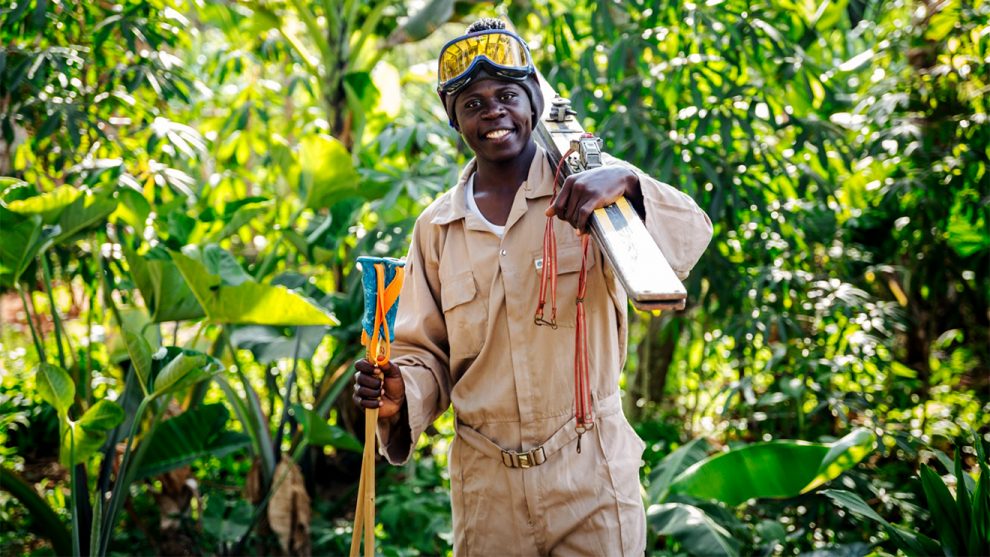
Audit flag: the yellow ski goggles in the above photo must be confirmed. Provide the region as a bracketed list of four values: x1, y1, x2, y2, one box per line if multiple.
[437, 30, 535, 96]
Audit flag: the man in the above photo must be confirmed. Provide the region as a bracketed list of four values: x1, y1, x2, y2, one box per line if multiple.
[354, 17, 712, 555]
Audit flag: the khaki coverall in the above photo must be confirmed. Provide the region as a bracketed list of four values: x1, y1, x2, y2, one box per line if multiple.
[378, 147, 713, 556]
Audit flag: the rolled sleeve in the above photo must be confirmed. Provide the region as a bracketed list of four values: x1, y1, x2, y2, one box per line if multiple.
[604, 154, 713, 279]
[376, 219, 452, 464]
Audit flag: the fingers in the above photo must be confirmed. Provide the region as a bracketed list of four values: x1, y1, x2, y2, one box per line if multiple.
[546, 177, 572, 221]
[379, 361, 401, 378]
[546, 177, 594, 232]
[352, 359, 383, 409]
[352, 392, 381, 409]
[355, 359, 400, 377]
[354, 359, 377, 374]
[574, 199, 597, 232]
[352, 359, 405, 411]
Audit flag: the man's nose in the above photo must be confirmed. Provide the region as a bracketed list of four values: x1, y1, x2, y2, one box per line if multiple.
[480, 101, 506, 118]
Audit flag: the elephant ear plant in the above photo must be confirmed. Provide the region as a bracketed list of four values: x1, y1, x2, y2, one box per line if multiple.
[34, 327, 225, 557]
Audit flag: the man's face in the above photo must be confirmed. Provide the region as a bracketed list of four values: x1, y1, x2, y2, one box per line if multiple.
[452, 79, 533, 164]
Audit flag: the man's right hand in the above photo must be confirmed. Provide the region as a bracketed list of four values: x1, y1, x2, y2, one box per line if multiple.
[353, 359, 405, 420]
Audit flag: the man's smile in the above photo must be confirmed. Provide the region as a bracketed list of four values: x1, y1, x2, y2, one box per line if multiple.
[484, 128, 513, 141]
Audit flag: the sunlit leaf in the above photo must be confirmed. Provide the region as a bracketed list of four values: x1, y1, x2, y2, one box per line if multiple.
[124, 242, 205, 322]
[54, 191, 117, 243]
[35, 363, 75, 415]
[170, 249, 338, 326]
[5, 186, 81, 224]
[668, 429, 875, 505]
[299, 134, 360, 210]
[151, 349, 222, 396]
[77, 400, 125, 432]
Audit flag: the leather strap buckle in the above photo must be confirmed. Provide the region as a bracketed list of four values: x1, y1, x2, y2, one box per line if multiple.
[500, 446, 547, 469]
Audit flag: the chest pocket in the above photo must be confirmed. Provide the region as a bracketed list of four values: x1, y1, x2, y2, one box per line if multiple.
[532, 240, 598, 328]
[440, 269, 487, 360]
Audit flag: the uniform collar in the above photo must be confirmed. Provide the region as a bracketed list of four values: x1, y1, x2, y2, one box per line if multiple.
[431, 144, 554, 226]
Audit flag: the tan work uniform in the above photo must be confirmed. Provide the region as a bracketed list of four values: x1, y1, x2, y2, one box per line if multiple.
[378, 146, 713, 556]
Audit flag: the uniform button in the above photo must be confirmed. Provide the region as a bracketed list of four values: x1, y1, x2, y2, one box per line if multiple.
[500, 249, 507, 256]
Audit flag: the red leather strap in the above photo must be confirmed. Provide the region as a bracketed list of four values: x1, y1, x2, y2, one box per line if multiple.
[534, 150, 595, 445]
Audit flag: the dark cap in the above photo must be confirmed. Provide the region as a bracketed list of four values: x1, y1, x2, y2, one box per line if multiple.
[440, 69, 545, 131]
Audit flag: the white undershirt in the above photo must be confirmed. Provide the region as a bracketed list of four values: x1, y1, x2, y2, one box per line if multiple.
[465, 173, 505, 237]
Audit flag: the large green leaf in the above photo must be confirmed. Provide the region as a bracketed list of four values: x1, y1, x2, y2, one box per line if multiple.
[61, 400, 125, 466]
[0, 206, 54, 287]
[5, 185, 81, 223]
[647, 502, 741, 557]
[299, 135, 360, 210]
[297, 406, 362, 453]
[123, 328, 154, 394]
[53, 191, 117, 243]
[192, 244, 253, 286]
[668, 429, 875, 505]
[77, 400, 125, 432]
[123, 242, 205, 322]
[110, 187, 151, 230]
[822, 489, 943, 555]
[152, 349, 222, 396]
[647, 437, 709, 503]
[920, 464, 964, 555]
[35, 363, 75, 415]
[170, 248, 338, 326]
[134, 403, 250, 479]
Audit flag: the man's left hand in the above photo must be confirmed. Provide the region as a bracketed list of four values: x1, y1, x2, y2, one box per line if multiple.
[546, 166, 643, 232]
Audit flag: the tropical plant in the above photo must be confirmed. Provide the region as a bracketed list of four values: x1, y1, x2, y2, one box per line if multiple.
[645, 429, 876, 555]
[824, 433, 990, 557]
[1, 0, 986, 554]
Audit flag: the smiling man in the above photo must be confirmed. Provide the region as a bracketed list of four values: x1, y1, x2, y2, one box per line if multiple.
[353, 17, 713, 556]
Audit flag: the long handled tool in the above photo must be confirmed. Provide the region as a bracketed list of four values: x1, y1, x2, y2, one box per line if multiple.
[350, 256, 405, 557]
[502, 17, 688, 311]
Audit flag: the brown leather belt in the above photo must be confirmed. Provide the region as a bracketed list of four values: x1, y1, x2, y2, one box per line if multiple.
[454, 392, 622, 469]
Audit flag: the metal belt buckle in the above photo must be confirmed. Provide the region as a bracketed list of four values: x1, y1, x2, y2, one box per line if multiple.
[501, 446, 547, 469]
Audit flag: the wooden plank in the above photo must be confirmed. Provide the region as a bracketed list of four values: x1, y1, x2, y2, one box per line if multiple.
[532, 75, 687, 311]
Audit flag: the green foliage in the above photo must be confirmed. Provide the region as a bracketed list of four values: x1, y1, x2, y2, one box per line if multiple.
[296, 405, 362, 453]
[1, 0, 986, 555]
[62, 400, 124, 467]
[648, 503, 741, 557]
[135, 404, 249, 479]
[0, 468, 72, 557]
[34, 363, 74, 416]
[667, 428, 875, 505]
[170, 247, 338, 326]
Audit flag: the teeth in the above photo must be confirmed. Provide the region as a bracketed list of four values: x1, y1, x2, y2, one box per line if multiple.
[486, 129, 510, 139]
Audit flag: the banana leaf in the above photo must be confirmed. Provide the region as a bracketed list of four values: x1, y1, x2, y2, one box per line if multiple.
[669, 428, 875, 506]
